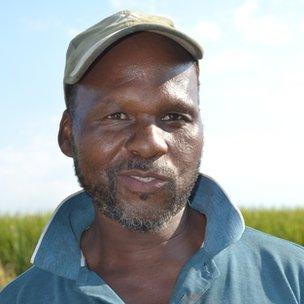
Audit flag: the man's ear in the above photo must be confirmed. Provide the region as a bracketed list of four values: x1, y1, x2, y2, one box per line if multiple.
[58, 109, 73, 157]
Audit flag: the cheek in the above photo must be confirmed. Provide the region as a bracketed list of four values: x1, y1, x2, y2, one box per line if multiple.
[75, 128, 129, 176]
[170, 124, 203, 172]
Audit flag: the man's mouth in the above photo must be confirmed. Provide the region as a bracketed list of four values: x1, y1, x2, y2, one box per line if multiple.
[118, 170, 168, 193]
[130, 176, 156, 182]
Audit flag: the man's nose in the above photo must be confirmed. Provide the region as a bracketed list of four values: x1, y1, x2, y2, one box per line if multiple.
[125, 123, 168, 159]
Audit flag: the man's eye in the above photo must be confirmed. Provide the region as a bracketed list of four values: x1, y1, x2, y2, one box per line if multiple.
[106, 112, 128, 120]
[162, 113, 189, 122]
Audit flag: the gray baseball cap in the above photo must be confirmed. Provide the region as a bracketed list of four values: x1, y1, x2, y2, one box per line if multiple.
[64, 10, 203, 85]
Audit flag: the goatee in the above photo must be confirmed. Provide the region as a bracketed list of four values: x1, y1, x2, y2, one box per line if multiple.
[71, 138, 200, 233]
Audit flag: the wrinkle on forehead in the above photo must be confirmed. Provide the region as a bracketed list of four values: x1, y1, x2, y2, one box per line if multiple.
[88, 59, 194, 84]
[107, 62, 196, 93]
[76, 62, 197, 109]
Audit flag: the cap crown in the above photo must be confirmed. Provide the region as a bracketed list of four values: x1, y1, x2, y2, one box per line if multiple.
[64, 10, 203, 84]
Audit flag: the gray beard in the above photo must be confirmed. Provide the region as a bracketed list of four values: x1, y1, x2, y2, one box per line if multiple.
[71, 139, 200, 233]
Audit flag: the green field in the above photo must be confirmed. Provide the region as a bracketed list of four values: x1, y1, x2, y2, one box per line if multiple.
[0, 208, 303, 288]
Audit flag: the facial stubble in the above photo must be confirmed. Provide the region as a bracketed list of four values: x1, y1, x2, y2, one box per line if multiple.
[71, 138, 201, 233]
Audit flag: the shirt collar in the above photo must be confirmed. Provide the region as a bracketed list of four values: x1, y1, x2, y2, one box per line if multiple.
[30, 173, 245, 280]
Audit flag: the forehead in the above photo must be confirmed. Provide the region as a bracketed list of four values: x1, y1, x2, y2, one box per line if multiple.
[74, 32, 198, 111]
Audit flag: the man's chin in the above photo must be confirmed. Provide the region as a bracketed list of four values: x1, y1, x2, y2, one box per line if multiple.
[95, 198, 186, 233]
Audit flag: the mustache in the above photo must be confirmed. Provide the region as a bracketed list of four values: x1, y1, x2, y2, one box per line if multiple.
[107, 158, 175, 179]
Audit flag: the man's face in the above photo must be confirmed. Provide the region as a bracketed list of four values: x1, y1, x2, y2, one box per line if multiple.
[67, 32, 203, 232]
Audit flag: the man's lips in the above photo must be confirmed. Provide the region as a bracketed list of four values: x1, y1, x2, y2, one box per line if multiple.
[118, 170, 168, 193]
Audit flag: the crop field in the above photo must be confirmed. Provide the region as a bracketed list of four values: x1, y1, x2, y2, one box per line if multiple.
[0, 208, 303, 289]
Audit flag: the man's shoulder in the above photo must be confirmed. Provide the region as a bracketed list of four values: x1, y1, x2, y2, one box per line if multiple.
[214, 226, 304, 301]
[0, 266, 70, 304]
[217, 225, 304, 270]
[221, 226, 304, 278]
[242, 226, 304, 258]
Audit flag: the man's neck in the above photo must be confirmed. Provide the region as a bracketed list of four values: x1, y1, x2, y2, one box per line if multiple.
[80, 205, 206, 274]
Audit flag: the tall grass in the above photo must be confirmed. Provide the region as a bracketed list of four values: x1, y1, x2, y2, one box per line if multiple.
[242, 208, 304, 246]
[0, 209, 303, 288]
[0, 213, 50, 287]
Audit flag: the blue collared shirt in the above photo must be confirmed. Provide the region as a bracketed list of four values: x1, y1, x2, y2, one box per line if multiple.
[1, 174, 303, 303]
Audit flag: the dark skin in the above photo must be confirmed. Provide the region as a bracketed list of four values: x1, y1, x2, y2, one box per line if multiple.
[58, 32, 206, 304]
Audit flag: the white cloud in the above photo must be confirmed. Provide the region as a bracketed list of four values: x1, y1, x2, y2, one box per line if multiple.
[0, 133, 80, 214]
[200, 50, 304, 208]
[203, 49, 256, 74]
[191, 21, 222, 43]
[233, 0, 293, 45]
[201, 79, 304, 208]
[109, 0, 124, 8]
[203, 130, 304, 208]
[299, 19, 304, 33]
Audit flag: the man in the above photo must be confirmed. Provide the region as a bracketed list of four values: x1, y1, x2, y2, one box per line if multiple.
[0, 10, 303, 304]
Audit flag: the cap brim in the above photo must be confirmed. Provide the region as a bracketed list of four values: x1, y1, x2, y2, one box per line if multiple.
[64, 23, 203, 84]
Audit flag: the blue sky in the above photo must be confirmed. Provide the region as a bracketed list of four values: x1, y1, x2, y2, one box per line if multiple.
[1, 0, 304, 213]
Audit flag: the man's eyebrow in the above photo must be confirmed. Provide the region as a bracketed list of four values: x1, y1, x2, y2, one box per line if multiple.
[88, 97, 117, 111]
[88, 97, 198, 116]
[82, 98, 112, 118]
[161, 99, 198, 115]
